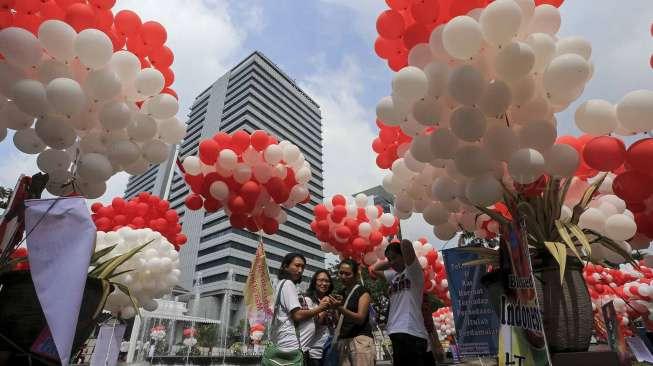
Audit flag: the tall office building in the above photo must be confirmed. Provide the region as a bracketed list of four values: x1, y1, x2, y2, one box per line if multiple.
[125, 51, 325, 321]
[123, 149, 176, 200]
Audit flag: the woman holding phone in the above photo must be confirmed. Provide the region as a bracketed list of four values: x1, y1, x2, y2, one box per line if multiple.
[334, 259, 376, 366]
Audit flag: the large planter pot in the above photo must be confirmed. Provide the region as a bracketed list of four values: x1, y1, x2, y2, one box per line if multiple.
[533, 257, 593, 353]
[0, 271, 105, 364]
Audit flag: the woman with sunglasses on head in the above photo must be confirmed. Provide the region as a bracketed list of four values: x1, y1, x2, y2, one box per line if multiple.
[305, 270, 338, 366]
[334, 259, 376, 366]
[271, 253, 332, 364]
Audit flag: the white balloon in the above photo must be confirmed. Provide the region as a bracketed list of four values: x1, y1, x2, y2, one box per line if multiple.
[157, 116, 186, 144]
[282, 144, 301, 163]
[77, 179, 106, 199]
[110, 51, 141, 82]
[495, 42, 535, 82]
[510, 94, 552, 123]
[483, 124, 518, 162]
[555, 36, 592, 60]
[0, 27, 42, 68]
[442, 16, 483, 60]
[429, 128, 459, 159]
[79, 131, 107, 154]
[74, 29, 113, 69]
[392, 66, 428, 101]
[424, 202, 449, 226]
[509, 77, 535, 108]
[480, 80, 511, 117]
[0, 60, 25, 96]
[605, 214, 637, 242]
[219, 149, 238, 170]
[578, 207, 606, 234]
[182, 156, 201, 175]
[4, 101, 35, 130]
[141, 139, 169, 164]
[407, 43, 433, 69]
[253, 163, 273, 183]
[524, 33, 556, 73]
[434, 222, 457, 241]
[134, 68, 165, 97]
[599, 195, 626, 214]
[466, 174, 502, 207]
[529, 4, 561, 35]
[46, 78, 85, 117]
[209, 181, 228, 200]
[412, 96, 441, 126]
[37, 149, 71, 173]
[295, 166, 311, 184]
[11, 79, 49, 118]
[13, 128, 46, 154]
[38, 20, 76, 62]
[124, 158, 149, 175]
[543, 54, 590, 101]
[85, 68, 121, 101]
[519, 120, 556, 152]
[233, 163, 252, 184]
[454, 145, 491, 177]
[544, 144, 579, 177]
[450, 106, 487, 142]
[410, 134, 434, 163]
[100, 101, 131, 130]
[448, 65, 485, 106]
[34, 115, 76, 150]
[37, 59, 73, 84]
[127, 113, 157, 142]
[107, 140, 141, 165]
[508, 148, 545, 184]
[575, 99, 617, 135]
[77, 153, 113, 182]
[424, 61, 449, 99]
[147, 94, 179, 119]
[616, 90, 653, 133]
[428, 25, 448, 60]
[479, 0, 522, 46]
[264, 145, 283, 165]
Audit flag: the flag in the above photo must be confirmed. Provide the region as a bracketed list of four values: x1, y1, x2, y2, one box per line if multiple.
[244, 241, 274, 326]
[0, 175, 30, 258]
[25, 197, 97, 365]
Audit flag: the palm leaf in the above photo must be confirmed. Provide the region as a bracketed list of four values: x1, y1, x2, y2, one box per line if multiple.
[566, 223, 592, 256]
[554, 221, 582, 262]
[544, 241, 567, 285]
[89, 239, 153, 279]
[112, 281, 141, 317]
[107, 269, 135, 280]
[92, 279, 112, 319]
[90, 244, 118, 264]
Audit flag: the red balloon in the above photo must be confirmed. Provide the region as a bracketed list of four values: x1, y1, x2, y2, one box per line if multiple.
[583, 136, 626, 172]
[165, 209, 179, 223]
[314, 204, 328, 219]
[369, 231, 383, 246]
[157, 199, 170, 211]
[131, 216, 145, 227]
[95, 217, 112, 231]
[374, 36, 403, 59]
[613, 171, 653, 203]
[160, 67, 174, 87]
[388, 52, 408, 72]
[228, 195, 248, 214]
[372, 138, 386, 154]
[199, 138, 220, 164]
[411, 0, 440, 25]
[331, 205, 347, 222]
[309, 220, 318, 233]
[332, 194, 346, 207]
[114, 10, 141, 37]
[185, 194, 203, 210]
[55, 0, 82, 10]
[316, 220, 330, 234]
[149, 45, 174, 68]
[14, 0, 41, 14]
[97, 206, 115, 218]
[376, 152, 394, 169]
[65, 3, 95, 32]
[352, 238, 368, 252]
[213, 131, 232, 148]
[185, 174, 204, 194]
[251, 130, 270, 151]
[203, 198, 222, 212]
[93, 8, 113, 30]
[426, 250, 437, 264]
[138, 56, 150, 68]
[175, 233, 187, 246]
[112, 197, 126, 210]
[266, 177, 288, 203]
[14, 12, 42, 34]
[0, 9, 13, 27]
[126, 34, 149, 57]
[403, 23, 429, 50]
[626, 138, 653, 174]
[556, 135, 582, 153]
[335, 226, 352, 240]
[140, 21, 166, 47]
[535, 0, 564, 7]
[261, 217, 279, 235]
[376, 10, 405, 40]
[240, 181, 261, 202]
[91, 202, 103, 213]
[88, 0, 115, 10]
[231, 130, 251, 154]
[449, 0, 488, 19]
[386, 0, 411, 11]
[230, 214, 247, 229]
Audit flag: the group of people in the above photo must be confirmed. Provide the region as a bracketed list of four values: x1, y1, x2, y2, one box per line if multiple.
[271, 239, 444, 366]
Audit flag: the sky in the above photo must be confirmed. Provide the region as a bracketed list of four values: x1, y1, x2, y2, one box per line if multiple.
[0, 0, 652, 248]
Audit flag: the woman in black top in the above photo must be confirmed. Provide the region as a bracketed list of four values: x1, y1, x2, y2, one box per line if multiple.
[335, 259, 376, 366]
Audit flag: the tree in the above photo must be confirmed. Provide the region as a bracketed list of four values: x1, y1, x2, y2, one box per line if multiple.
[196, 324, 219, 355]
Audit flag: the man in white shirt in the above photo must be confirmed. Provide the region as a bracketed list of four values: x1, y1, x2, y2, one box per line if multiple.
[371, 239, 429, 366]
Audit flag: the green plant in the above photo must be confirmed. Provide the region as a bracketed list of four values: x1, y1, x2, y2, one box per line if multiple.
[229, 341, 244, 355]
[467, 174, 636, 283]
[196, 324, 219, 354]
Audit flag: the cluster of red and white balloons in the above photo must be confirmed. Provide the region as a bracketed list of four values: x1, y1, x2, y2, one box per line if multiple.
[375, 1, 607, 241]
[372, 119, 414, 169]
[91, 192, 187, 249]
[432, 306, 455, 339]
[150, 325, 166, 341]
[584, 260, 653, 339]
[250, 323, 265, 342]
[374, 0, 564, 71]
[0, 2, 184, 199]
[413, 238, 451, 304]
[182, 327, 197, 347]
[182, 130, 311, 235]
[310, 193, 399, 263]
[96, 227, 180, 319]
